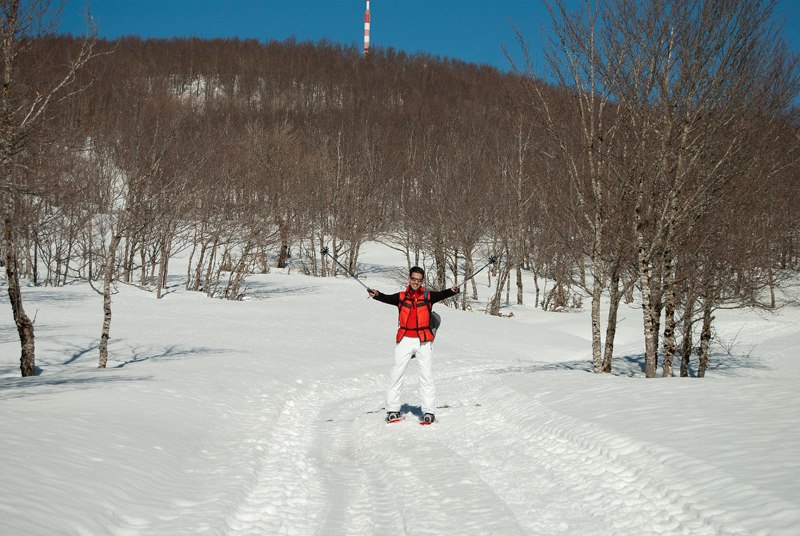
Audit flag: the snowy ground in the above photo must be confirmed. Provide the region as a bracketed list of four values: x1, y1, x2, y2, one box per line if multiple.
[1, 243, 799, 535]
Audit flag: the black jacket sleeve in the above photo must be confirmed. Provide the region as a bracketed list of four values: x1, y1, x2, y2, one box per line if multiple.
[427, 287, 459, 304]
[372, 291, 400, 306]
[372, 287, 457, 306]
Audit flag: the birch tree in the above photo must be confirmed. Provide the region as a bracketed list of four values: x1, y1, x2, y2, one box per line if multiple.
[610, 0, 798, 377]
[1, 0, 95, 376]
[91, 89, 191, 368]
[538, 0, 798, 377]
[522, 0, 626, 372]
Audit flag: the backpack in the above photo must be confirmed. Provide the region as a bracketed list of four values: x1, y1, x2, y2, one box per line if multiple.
[430, 310, 441, 337]
[424, 291, 442, 337]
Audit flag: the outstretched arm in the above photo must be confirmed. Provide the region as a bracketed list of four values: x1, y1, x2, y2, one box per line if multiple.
[368, 288, 400, 305]
[428, 285, 460, 304]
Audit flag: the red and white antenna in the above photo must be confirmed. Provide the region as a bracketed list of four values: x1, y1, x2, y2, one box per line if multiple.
[363, 0, 371, 55]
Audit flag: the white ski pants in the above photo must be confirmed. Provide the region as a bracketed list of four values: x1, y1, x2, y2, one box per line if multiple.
[386, 337, 436, 415]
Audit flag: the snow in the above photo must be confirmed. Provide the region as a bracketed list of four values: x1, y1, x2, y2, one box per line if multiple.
[1, 242, 799, 535]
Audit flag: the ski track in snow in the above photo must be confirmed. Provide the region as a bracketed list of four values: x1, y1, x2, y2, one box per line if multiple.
[4, 260, 799, 535]
[215, 359, 797, 536]
[224, 379, 326, 535]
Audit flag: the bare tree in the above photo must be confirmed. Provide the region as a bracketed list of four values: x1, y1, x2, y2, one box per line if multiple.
[1, 1, 95, 376]
[14, 22, 793, 382]
[537, 0, 798, 377]
[518, 1, 626, 372]
[89, 87, 192, 367]
[616, 0, 798, 377]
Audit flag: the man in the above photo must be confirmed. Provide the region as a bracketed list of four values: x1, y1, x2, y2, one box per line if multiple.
[368, 266, 460, 425]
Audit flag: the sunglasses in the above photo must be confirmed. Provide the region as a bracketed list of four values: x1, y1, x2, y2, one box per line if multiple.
[410, 276, 424, 283]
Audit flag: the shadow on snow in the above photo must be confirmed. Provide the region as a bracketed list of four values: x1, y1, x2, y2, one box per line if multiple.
[0, 373, 152, 400]
[491, 350, 771, 378]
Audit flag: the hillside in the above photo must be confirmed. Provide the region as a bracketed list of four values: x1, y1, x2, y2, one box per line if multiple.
[2, 243, 798, 535]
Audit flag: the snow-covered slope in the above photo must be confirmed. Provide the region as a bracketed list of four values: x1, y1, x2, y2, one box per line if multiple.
[1, 243, 798, 535]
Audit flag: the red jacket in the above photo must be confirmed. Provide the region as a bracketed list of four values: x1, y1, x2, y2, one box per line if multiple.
[397, 288, 434, 342]
[373, 285, 458, 343]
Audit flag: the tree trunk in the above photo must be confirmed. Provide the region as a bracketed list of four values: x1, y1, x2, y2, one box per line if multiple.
[651, 262, 664, 373]
[661, 254, 677, 377]
[768, 266, 776, 309]
[636, 192, 659, 377]
[191, 241, 207, 291]
[602, 267, 622, 373]
[488, 256, 510, 316]
[348, 240, 361, 275]
[63, 237, 74, 286]
[225, 243, 252, 300]
[5, 214, 36, 377]
[32, 237, 38, 286]
[139, 242, 147, 287]
[120, 237, 129, 283]
[434, 240, 447, 289]
[203, 239, 218, 294]
[98, 234, 122, 369]
[277, 230, 289, 269]
[185, 229, 198, 290]
[156, 246, 169, 298]
[156, 233, 171, 299]
[532, 262, 541, 308]
[639, 257, 659, 377]
[505, 269, 511, 307]
[679, 293, 696, 378]
[697, 299, 714, 378]
[590, 232, 604, 373]
[468, 254, 478, 300]
[591, 267, 603, 373]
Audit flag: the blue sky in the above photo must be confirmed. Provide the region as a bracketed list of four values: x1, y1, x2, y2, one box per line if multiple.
[58, 0, 800, 75]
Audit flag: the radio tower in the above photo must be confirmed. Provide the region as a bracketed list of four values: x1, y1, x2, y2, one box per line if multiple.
[363, 0, 371, 55]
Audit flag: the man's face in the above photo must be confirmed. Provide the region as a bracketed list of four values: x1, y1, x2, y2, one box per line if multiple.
[408, 272, 424, 290]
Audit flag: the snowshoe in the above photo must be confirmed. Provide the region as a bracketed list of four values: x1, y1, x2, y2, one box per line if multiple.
[386, 411, 404, 424]
[419, 413, 435, 425]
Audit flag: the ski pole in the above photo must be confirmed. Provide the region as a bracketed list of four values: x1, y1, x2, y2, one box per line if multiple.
[321, 246, 371, 291]
[457, 255, 498, 289]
